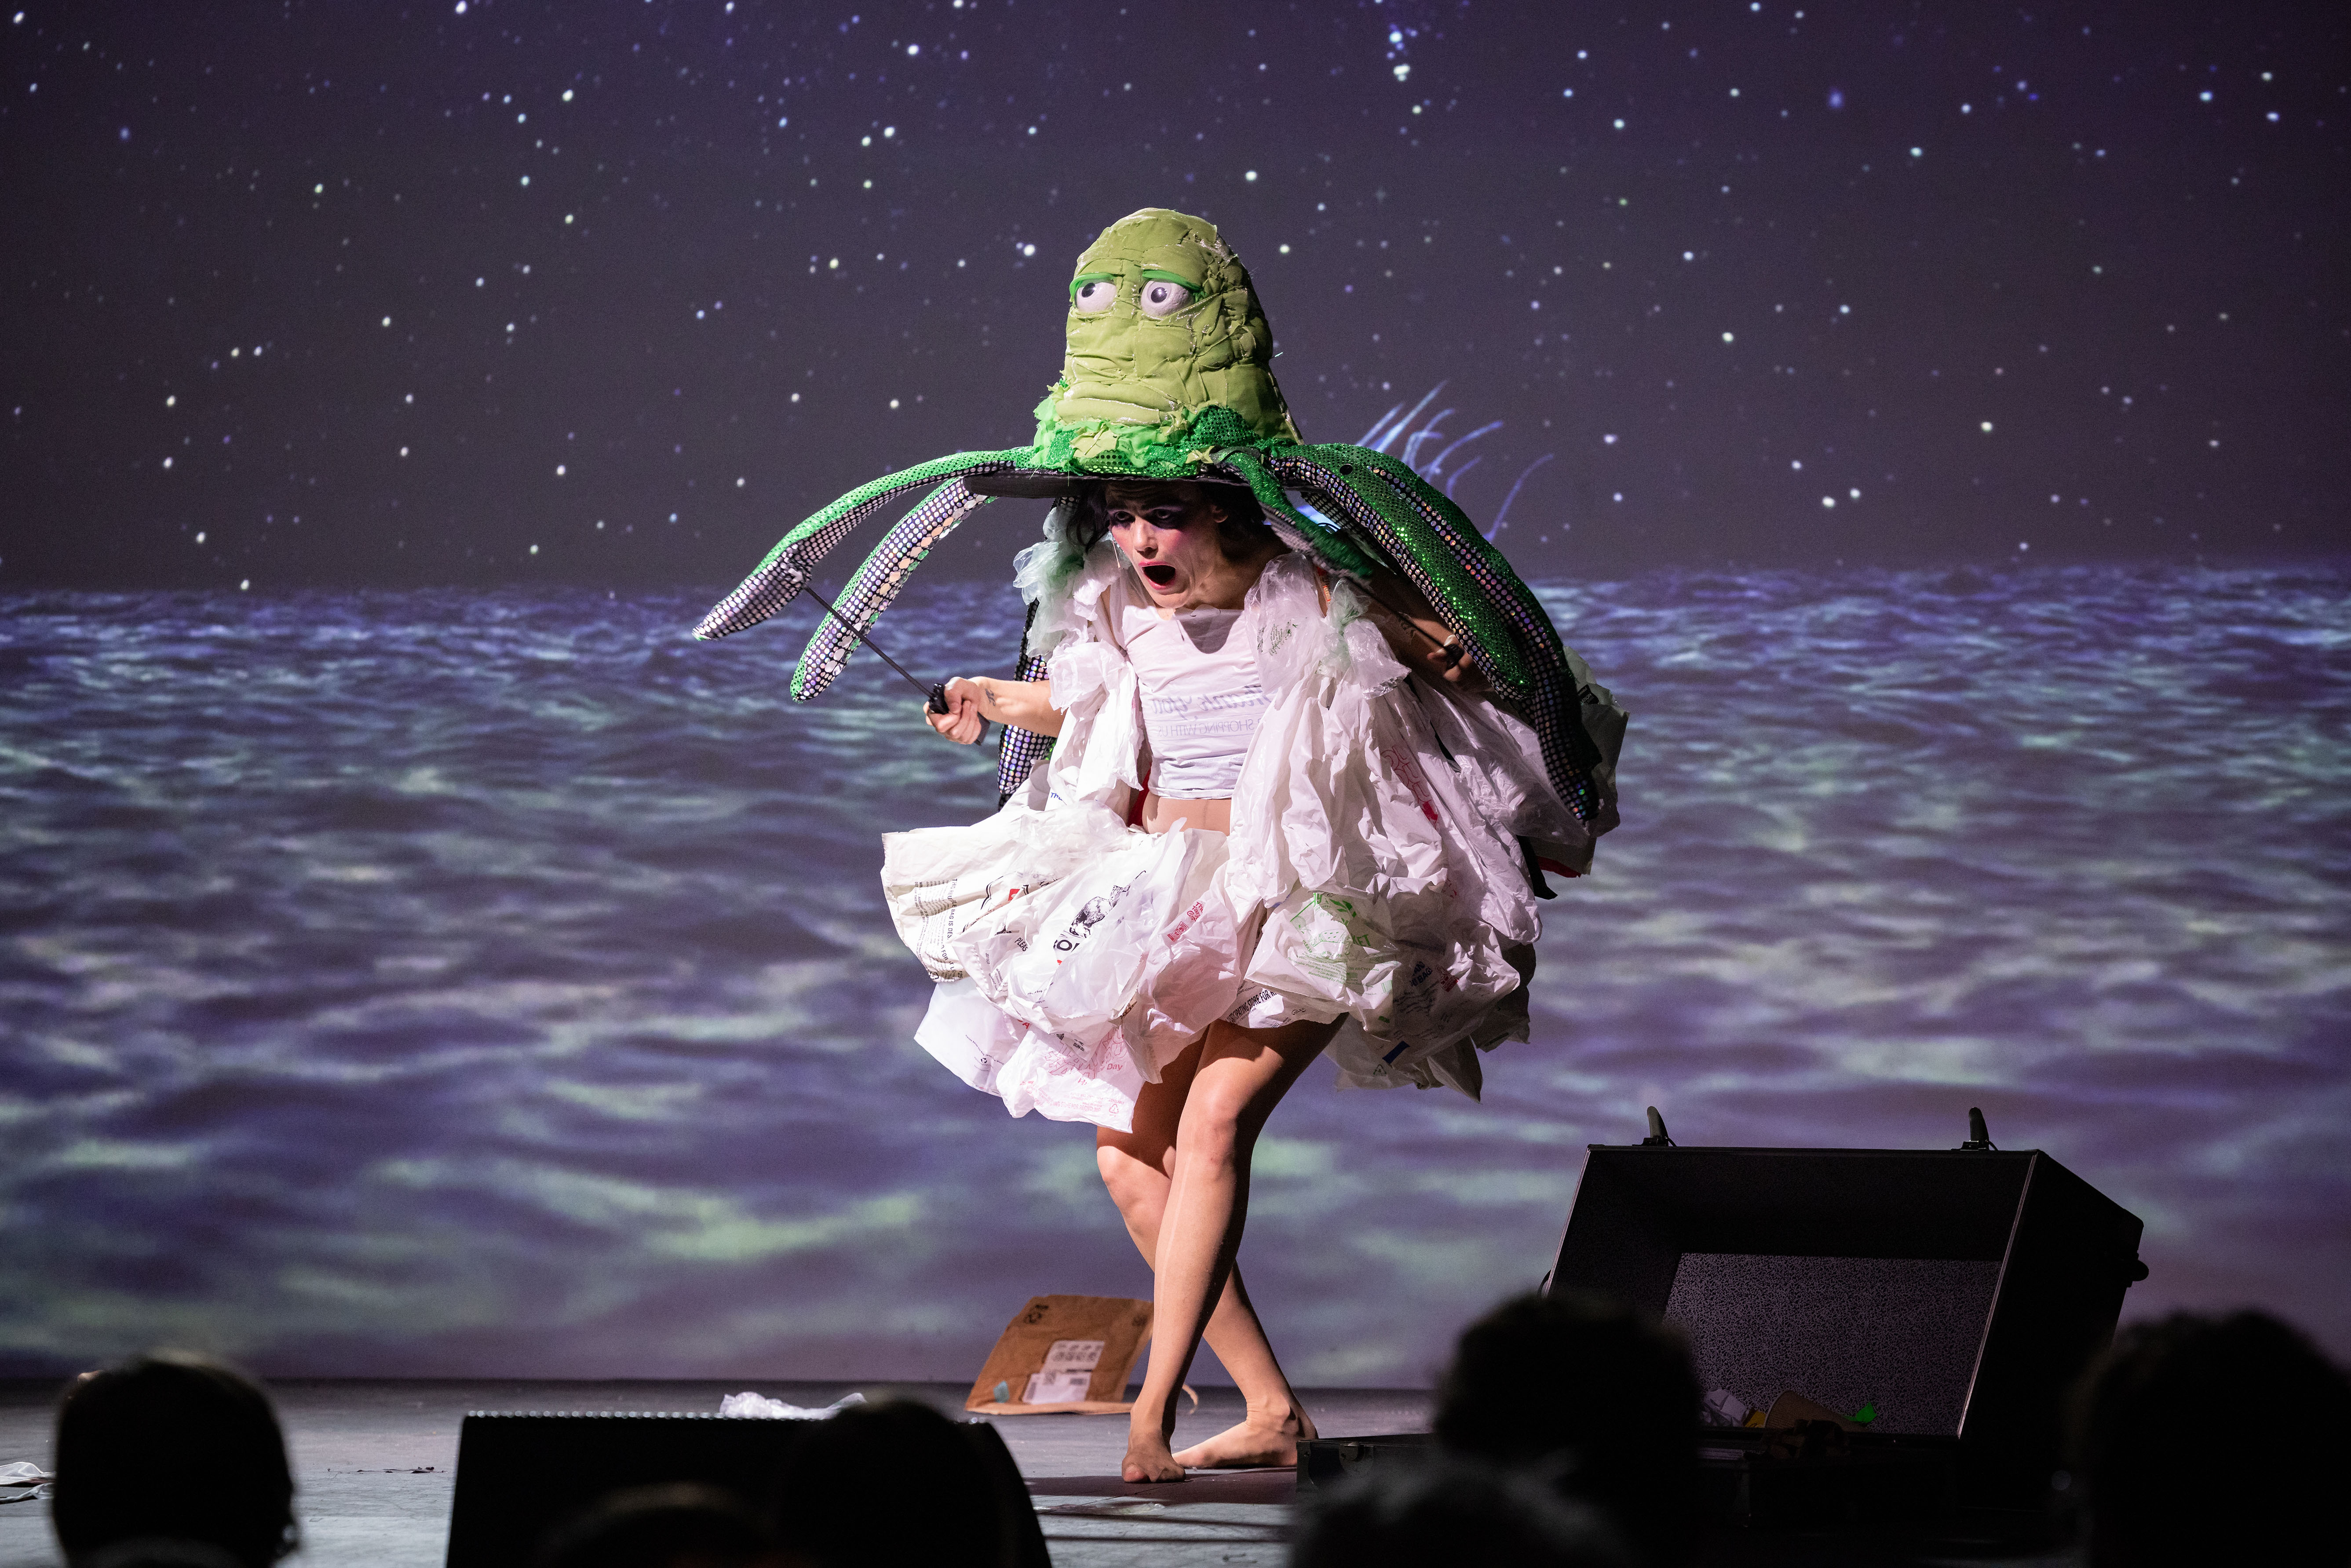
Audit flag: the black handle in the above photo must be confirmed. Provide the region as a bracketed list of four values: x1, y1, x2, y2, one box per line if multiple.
[926, 682, 950, 716]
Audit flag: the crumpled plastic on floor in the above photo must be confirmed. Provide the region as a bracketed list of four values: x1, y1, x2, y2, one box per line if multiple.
[717, 1391, 865, 1420]
[0, 1460, 53, 1505]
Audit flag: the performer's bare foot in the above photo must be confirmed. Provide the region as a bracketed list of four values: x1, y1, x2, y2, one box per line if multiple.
[1121, 1430, 1188, 1483]
[1171, 1404, 1318, 1470]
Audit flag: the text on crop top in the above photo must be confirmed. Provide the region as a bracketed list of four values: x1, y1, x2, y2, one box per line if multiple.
[1117, 592, 1268, 800]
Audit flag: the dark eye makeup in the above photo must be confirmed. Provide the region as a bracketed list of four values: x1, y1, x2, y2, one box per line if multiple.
[1108, 506, 1193, 529]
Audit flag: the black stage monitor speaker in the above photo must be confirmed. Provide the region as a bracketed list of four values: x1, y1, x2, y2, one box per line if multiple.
[1547, 1145, 2145, 1509]
[443, 1409, 1048, 1568]
[445, 1412, 810, 1568]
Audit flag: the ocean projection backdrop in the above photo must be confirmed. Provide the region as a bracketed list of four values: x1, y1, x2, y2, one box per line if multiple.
[5, 558, 2345, 1380]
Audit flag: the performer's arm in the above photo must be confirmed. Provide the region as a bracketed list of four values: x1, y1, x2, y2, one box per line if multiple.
[924, 676, 1062, 745]
[1361, 570, 1484, 690]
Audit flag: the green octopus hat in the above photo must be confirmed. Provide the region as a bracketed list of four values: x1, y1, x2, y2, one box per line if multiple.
[1045, 206, 1298, 463]
[694, 207, 1620, 835]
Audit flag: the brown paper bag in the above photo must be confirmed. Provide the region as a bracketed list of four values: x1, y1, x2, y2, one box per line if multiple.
[964, 1294, 1154, 1416]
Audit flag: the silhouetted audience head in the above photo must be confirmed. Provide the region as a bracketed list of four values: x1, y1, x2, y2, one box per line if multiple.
[2072, 1309, 2351, 1568]
[770, 1398, 1036, 1568]
[537, 1483, 782, 1568]
[1292, 1457, 1632, 1568]
[51, 1351, 296, 1568]
[1435, 1291, 1701, 1567]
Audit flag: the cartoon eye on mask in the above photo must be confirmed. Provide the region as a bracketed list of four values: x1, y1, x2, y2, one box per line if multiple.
[1138, 275, 1194, 318]
[1071, 275, 1118, 314]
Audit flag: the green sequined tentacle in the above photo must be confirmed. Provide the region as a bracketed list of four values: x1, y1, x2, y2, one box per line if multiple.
[1211, 443, 1382, 583]
[1318, 449, 1611, 821]
[1290, 445, 1535, 698]
[1349, 449, 1573, 671]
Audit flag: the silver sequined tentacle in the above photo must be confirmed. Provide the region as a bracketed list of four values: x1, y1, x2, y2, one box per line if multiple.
[693, 450, 1026, 641]
[791, 478, 997, 701]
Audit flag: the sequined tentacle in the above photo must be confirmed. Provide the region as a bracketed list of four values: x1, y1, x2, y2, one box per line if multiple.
[1352, 454, 1614, 823]
[1350, 450, 1575, 675]
[995, 601, 1054, 804]
[693, 449, 1027, 640]
[1278, 448, 1608, 827]
[790, 478, 997, 700]
[1326, 446, 1617, 827]
[1212, 444, 1382, 582]
[1274, 448, 1533, 696]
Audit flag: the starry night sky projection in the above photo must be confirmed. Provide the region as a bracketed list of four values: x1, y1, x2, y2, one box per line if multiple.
[1, 0, 2343, 591]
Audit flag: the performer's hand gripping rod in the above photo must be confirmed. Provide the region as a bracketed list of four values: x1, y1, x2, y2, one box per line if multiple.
[799, 578, 951, 715]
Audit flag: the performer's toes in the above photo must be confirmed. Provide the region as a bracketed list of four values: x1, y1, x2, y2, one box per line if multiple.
[1121, 1435, 1189, 1484]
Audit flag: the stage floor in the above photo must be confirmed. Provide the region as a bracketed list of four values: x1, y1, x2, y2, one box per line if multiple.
[0, 1379, 2075, 1567]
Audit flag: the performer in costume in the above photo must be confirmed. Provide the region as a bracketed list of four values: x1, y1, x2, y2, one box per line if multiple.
[695, 209, 1626, 1482]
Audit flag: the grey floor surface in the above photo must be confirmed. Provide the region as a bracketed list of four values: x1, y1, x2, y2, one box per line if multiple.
[0, 1380, 2080, 1567]
[0, 1378, 1423, 1568]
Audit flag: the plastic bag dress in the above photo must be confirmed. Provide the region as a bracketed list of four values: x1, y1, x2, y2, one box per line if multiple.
[882, 544, 1576, 1133]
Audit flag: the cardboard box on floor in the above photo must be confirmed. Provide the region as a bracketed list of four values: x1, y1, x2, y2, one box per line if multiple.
[965, 1294, 1153, 1416]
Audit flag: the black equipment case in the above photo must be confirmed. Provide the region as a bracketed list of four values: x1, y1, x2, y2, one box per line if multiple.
[1549, 1143, 2144, 1512]
[1300, 1140, 2145, 1527]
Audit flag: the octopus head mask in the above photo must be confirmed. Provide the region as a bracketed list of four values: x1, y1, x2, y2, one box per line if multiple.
[1048, 207, 1296, 462]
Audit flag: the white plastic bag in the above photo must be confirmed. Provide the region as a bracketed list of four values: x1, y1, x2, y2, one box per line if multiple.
[718, 1390, 865, 1420]
[956, 824, 1216, 1045]
[1227, 566, 1542, 1080]
[914, 977, 1151, 1130]
[894, 811, 1248, 1128]
[880, 800, 1132, 981]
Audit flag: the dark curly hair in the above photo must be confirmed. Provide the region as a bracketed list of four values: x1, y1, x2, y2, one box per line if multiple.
[1066, 478, 1277, 562]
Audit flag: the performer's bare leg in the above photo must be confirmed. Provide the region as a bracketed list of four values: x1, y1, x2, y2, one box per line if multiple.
[1097, 1036, 1322, 1472]
[1101, 1017, 1338, 1482]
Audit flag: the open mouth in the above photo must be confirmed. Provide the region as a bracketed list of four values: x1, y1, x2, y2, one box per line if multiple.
[1140, 562, 1179, 588]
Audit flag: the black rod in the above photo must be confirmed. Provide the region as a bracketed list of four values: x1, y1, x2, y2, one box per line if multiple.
[800, 579, 949, 714]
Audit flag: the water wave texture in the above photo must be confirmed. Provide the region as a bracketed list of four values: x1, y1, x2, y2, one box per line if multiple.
[3, 561, 2345, 1379]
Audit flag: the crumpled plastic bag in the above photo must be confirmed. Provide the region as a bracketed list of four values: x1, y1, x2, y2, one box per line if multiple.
[895, 790, 1271, 1128]
[1223, 570, 1541, 1084]
[956, 822, 1221, 1050]
[717, 1390, 865, 1420]
[880, 801, 1133, 982]
[0, 1460, 53, 1505]
[894, 807, 1249, 1097]
[1042, 638, 1142, 808]
[915, 977, 1149, 1128]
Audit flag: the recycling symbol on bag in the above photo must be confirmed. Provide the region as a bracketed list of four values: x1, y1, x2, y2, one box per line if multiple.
[1294, 893, 1365, 960]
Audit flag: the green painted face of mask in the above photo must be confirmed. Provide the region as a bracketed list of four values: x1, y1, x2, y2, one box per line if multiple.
[1041, 207, 1298, 465]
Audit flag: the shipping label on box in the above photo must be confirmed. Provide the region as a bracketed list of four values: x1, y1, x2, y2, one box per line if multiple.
[966, 1297, 1152, 1416]
[1022, 1339, 1105, 1404]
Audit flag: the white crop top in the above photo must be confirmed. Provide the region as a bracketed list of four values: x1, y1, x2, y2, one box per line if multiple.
[1116, 589, 1269, 799]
